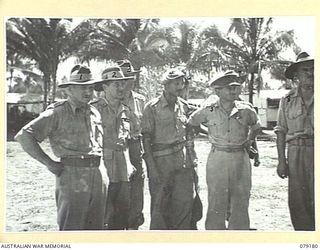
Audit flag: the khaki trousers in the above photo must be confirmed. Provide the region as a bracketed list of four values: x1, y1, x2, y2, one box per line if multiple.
[287, 144, 315, 231]
[205, 148, 251, 230]
[56, 164, 108, 230]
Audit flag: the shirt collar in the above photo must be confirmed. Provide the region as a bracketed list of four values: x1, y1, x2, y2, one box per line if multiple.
[217, 100, 239, 117]
[103, 96, 128, 116]
[67, 98, 90, 115]
[159, 92, 181, 109]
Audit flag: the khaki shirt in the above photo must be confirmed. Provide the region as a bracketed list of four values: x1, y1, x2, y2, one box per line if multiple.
[274, 88, 314, 141]
[122, 91, 145, 139]
[188, 100, 261, 147]
[92, 97, 134, 182]
[141, 93, 187, 145]
[21, 99, 103, 158]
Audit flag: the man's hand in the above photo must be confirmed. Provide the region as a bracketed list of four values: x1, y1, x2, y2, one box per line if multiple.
[243, 139, 254, 151]
[277, 161, 289, 179]
[253, 156, 260, 167]
[129, 166, 137, 181]
[47, 161, 64, 177]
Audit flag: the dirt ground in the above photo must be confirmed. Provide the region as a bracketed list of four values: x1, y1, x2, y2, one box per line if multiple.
[5, 136, 293, 232]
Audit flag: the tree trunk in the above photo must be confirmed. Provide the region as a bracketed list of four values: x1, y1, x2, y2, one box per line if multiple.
[249, 72, 255, 104]
[52, 72, 57, 103]
[43, 73, 50, 110]
[51, 60, 58, 103]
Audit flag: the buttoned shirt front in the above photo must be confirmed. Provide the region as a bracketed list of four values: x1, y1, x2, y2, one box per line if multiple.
[141, 93, 187, 145]
[122, 90, 145, 139]
[274, 88, 314, 141]
[188, 100, 260, 147]
[21, 99, 103, 158]
[92, 97, 134, 182]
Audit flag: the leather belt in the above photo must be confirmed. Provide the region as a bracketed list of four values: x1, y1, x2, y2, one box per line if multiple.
[61, 156, 101, 168]
[152, 141, 186, 157]
[212, 144, 245, 153]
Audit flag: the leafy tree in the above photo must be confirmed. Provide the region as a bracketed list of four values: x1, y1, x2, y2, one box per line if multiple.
[201, 18, 297, 103]
[6, 18, 73, 109]
[71, 18, 173, 90]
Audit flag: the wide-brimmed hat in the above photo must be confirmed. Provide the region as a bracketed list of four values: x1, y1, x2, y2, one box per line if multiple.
[58, 65, 99, 88]
[209, 70, 246, 88]
[162, 68, 186, 84]
[285, 52, 314, 80]
[94, 66, 134, 92]
[116, 59, 141, 77]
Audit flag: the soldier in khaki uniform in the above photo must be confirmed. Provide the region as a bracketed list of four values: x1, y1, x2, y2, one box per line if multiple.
[188, 71, 261, 230]
[91, 66, 136, 230]
[141, 68, 195, 230]
[274, 52, 314, 231]
[117, 60, 146, 229]
[15, 65, 108, 230]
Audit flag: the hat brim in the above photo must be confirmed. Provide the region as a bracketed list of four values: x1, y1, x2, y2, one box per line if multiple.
[123, 70, 141, 77]
[210, 74, 245, 87]
[229, 82, 241, 86]
[285, 59, 314, 79]
[93, 76, 134, 92]
[58, 79, 101, 88]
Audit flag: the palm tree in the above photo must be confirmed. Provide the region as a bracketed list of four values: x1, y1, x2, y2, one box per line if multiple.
[6, 18, 73, 109]
[201, 18, 297, 103]
[71, 18, 173, 90]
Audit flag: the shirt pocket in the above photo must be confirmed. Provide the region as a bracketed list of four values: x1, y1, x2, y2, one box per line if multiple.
[285, 104, 305, 132]
[286, 104, 303, 120]
[156, 111, 173, 131]
[207, 118, 224, 136]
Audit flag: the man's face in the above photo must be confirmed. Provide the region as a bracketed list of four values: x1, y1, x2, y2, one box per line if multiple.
[296, 61, 314, 91]
[103, 80, 127, 100]
[124, 77, 136, 95]
[68, 84, 94, 105]
[164, 77, 185, 98]
[234, 85, 242, 100]
[215, 84, 240, 102]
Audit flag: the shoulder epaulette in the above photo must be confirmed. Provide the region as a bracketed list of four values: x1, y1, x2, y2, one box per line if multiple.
[236, 100, 253, 108]
[46, 99, 68, 110]
[235, 100, 253, 110]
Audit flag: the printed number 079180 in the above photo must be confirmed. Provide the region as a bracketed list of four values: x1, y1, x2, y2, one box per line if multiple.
[300, 244, 318, 248]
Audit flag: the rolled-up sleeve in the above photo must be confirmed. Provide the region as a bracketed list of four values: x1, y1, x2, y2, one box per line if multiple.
[248, 108, 261, 131]
[274, 97, 288, 134]
[187, 107, 208, 126]
[21, 109, 56, 142]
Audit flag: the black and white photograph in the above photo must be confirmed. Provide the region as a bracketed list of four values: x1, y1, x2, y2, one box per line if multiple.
[3, 13, 317, 242]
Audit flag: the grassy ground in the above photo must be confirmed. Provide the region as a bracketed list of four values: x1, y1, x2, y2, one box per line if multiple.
[5, 137, 293, 231]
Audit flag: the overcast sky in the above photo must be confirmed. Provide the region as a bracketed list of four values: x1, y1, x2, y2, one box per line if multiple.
[159, 16, 315, 58]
